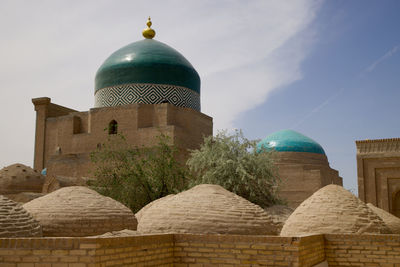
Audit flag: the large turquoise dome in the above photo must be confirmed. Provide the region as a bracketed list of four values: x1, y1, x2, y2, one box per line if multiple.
[257, 130, 325, 155]
[94, 23, 200, 111]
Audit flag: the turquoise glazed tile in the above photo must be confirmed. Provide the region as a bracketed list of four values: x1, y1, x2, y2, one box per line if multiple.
[257, 129, 325, 155]
[95, 39, 200, 94]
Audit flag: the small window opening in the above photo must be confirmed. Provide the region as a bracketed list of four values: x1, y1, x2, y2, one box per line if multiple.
[108, 120, 118, 135]
[393, 190, 400, 218]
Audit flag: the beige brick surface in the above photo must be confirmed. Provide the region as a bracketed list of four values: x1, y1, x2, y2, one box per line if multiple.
[0, 233, 399, 266]
[32, 101, 213, 180]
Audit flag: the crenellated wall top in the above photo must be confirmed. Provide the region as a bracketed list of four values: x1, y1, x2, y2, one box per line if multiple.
[356, 138, 400, 154]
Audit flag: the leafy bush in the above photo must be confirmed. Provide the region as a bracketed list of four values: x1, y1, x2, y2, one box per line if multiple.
[187, 130, 282, 208]
[90, 134, 188, 212]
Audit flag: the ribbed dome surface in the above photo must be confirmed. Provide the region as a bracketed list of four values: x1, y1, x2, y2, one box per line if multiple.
[135, 194, 175, 223]
[94, 39, 201, 111]
[95, 39, 200, 93]
[257, 130, 325, 155]
[367, 203, 400, 234]
[0, 163, 45, 194]
[0, 195, 42, 237]
[23, 186, 137, 237]
[280, 185, 391, 236]
[137, 184, 279, 235]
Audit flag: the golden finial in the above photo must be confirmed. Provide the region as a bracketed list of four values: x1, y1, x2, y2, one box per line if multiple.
[142, 17, 156, 39]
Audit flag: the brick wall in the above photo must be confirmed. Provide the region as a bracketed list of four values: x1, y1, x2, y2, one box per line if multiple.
[0, 234, 174, 267]
[298, 235, 325, 266]
[325, 234, 400, 266]
[33, 101, 213, 178]
[93, 234, 174, 266]
[173, 234, 325, 267]
[1, 233, 400, 266]
[0, 237, 95, 266]
[273, 151, 342, 209]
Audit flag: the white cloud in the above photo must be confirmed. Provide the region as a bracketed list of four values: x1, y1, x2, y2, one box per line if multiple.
[0, 0, 321, 168]
[158, 1, 321, 129]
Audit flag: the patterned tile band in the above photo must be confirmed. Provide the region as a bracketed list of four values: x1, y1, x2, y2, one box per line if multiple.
[94, 83, 200, 111]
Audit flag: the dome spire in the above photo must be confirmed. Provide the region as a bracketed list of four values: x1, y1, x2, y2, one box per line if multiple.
[142, 17, 156, 39]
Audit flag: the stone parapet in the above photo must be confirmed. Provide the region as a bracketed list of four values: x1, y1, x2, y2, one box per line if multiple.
[356, 138, 400, 155]
[0, 234, 174, 266]
[356, 137, 400, 217]
[325, 234, 400, 266]
[173, 233, 324, 266]
[1, 233, 400, 266]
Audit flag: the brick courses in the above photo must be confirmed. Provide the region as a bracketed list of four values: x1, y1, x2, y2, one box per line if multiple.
[325, 234, 400, 267]
[0, 233, 399, 266]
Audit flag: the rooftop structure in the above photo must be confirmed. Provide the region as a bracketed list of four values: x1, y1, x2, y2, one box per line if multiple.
[137, 184, 279, 235]
[95, 17, 200, 111]
[32, 19, 212, 179]
[0, 195, 42, 237]
[257, 130, 342, 208]
[23, 186, 137, 237]
[257, 129, 325, 154]
[0, 163, 44, 195]
[367, 203, 400, 234]
[280, 184, 391, 236]
[356, 137, 400, 217]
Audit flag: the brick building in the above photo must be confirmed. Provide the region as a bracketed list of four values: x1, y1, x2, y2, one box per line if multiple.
[32, 18, 213, 179]
[258, 130, 342, 208]
[32, 19, 343, 207]
[356, 138, 400, 217]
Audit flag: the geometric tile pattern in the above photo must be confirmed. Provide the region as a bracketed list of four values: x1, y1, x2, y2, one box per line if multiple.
[95, 83, 200, 111]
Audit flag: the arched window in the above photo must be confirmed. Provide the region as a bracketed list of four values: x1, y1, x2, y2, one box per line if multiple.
[108, 120, 118, 135]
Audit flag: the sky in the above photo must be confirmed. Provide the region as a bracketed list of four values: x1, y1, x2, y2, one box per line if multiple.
[0, 0, 399, 193]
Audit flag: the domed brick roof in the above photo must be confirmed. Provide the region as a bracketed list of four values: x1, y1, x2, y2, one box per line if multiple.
[0, 195, 42, 237]
[0, 163, 45, 195]
[135, 194, 175, 223]
[257, 130, 325, 155]
[23, 186, 137, 237]
[367, 203, 400, 234]
[137, 184, 279, 235]
[280, 185, 391, 236]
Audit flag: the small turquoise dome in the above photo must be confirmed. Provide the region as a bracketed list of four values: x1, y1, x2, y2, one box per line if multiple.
[257, 130, 325, 155]
[94, 39, 200, 111]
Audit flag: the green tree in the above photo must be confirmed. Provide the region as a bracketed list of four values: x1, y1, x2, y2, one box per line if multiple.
[90, 133, 188, 212]
[186, 130, 282, 208]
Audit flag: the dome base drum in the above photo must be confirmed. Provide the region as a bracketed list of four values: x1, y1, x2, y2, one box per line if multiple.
[94, 83, 200, 111]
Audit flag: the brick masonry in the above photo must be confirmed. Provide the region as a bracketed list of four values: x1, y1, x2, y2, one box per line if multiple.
[356, 138, 400, 217]
[31, 98, 213, 179]
[173, 234, 324, 266]
[325, 234, 400, 267]
[273, 152, 343, 209]
[0, 234, 174, 267]
[0, 233, 399, 266]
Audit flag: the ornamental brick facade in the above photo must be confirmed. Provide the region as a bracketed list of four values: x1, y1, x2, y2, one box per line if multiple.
[32, 97, 212, 179]
[356, 138, 400, 217]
